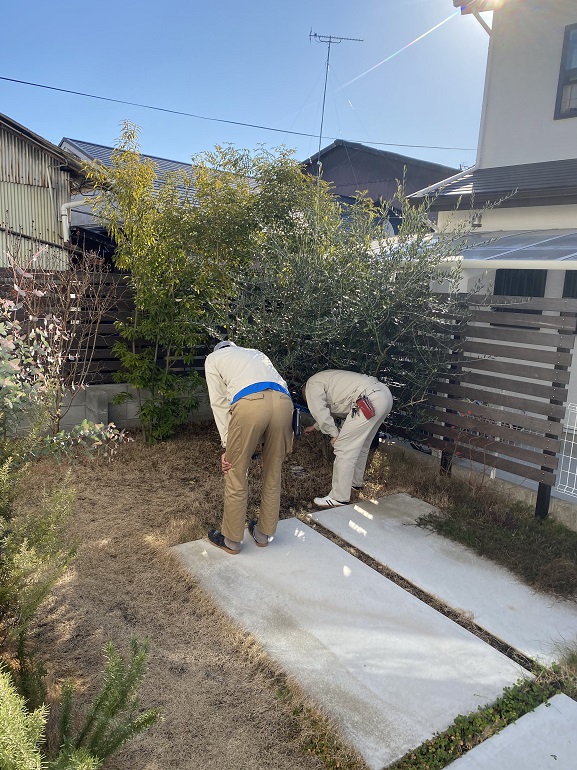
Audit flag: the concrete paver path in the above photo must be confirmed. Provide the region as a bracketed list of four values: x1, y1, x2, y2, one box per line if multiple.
[311, 494, 577, 665]
[173, 518, 527, 770]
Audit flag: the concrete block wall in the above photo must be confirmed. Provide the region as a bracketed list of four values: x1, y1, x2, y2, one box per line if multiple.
[59, 383, 213, 431]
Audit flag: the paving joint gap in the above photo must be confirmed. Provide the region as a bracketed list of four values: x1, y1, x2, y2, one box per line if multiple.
[298, 511, 540, 674]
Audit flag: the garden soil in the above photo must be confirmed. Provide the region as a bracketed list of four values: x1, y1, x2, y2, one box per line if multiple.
[31, 422, 373, 770]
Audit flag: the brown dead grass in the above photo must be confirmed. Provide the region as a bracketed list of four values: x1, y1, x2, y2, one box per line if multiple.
[29, 422, 368, 770]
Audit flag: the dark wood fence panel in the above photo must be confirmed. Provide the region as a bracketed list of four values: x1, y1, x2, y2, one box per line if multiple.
[422, 294, 577, 516]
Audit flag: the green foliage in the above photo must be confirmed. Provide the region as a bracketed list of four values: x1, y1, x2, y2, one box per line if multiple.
[0, 666, 102, 770]
[54, 638, 161, 763]
[42, 419, 129, 462]
[0, 665, 46, 770]
[86, 122, 206, 442]
[0, 298, 47, 444]
[0, 639, 159, 770]
[389, 674, 568, 770]
[87, 128, 470, 437]
[224, 175, 470, 434]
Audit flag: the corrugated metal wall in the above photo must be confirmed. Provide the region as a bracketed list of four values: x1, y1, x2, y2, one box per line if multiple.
[0, 125, 71, 267]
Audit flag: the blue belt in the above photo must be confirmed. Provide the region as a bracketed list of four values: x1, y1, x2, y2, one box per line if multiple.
[231, 381, 291, 405]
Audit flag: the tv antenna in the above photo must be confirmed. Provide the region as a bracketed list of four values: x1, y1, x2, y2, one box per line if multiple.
[310, 30, 363, 176]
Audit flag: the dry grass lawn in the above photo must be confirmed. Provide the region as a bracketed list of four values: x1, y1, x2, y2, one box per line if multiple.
[31, 422, 373, 770]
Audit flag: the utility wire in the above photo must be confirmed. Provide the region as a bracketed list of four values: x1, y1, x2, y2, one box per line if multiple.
[0, 75, 475, 152]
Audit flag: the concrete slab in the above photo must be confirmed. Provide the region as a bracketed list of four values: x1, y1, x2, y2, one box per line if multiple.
[311, 494, 577, 665]
[173, 519, 527, 770]
[446, 694, 577, 769]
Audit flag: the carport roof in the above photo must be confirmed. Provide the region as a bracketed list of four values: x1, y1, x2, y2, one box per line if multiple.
[460, 229, 577, 262]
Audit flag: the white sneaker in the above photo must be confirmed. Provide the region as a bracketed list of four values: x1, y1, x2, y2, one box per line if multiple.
[313, 496, 347, 509]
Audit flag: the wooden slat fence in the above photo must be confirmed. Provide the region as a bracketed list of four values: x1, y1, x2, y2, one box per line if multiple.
[0, 270, 209, 384]
[421, 294, 577, 517]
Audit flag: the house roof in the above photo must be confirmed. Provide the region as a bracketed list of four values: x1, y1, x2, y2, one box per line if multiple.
[60, 138, 195, 197]
[454, 228, 577, 268]
[60, 138, 192, 176]
[0, 112, 82, 174]
[410, 159, 577, 209]
[302, 139, 457, 176]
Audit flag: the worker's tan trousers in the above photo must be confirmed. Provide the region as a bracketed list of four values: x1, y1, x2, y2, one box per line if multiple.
[222, 390, 293, 543]
[330, 385, 393, 502]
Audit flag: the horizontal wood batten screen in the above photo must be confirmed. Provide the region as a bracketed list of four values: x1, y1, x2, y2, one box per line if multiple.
[1, 270, 211, 385]
[422, 294, 577, 487]
[83, 275, 133, 384]
[61, 277, 209, 384]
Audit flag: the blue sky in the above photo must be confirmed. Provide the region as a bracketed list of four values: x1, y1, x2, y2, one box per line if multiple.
[0, 1, 490, 170]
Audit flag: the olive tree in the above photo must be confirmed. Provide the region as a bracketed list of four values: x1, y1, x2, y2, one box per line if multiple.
[224, 176, 470, 434]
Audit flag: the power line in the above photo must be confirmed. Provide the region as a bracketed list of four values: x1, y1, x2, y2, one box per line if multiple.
[0, 75, 476, 153]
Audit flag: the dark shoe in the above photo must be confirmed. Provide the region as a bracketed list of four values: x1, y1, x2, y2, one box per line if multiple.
[207, 529, 240, 554]
[248, 519, 268, 547]
[352, 485, 364, 491]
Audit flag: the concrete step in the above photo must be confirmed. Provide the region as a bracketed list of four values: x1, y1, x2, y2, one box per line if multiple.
[173, 518, 527, 770]
[311, 493, 577, 665]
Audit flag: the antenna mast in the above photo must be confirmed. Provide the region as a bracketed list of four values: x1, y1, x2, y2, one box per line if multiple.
[310, 30, 363, 177]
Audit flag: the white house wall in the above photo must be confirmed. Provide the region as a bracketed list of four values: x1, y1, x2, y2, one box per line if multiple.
[477, 0, 577, 169]
[437, 204, 577, 231]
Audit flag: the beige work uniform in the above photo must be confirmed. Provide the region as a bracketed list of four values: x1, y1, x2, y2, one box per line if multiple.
[305, 370, 393, 502]
[205, 347, 293, 542]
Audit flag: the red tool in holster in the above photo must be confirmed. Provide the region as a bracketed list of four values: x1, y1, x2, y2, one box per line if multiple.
[356, 395, 376, 419]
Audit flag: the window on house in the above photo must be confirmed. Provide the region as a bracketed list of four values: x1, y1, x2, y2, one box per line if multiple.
[492, 269, 546, 325]
[493, 269, 547, 297]
[563, 270, 577, 298]
[555, 23, 577, 120]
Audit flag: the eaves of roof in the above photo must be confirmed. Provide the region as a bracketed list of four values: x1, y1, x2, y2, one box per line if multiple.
[0, 111, 83, 175]
[453, 1, 502, 13]
[410, 159, 577, 210]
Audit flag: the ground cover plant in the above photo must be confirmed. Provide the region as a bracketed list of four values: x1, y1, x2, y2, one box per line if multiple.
[388, 664, 577, 770]
[19, 423, 577, 770]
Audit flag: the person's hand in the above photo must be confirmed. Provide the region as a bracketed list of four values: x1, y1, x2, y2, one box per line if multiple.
[303, 425, 317, 435]
[221, 452, 233, 473]
[330, 436, 337, 449]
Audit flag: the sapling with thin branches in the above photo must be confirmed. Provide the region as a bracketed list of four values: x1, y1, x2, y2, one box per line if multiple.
[5, 234, 120, 434]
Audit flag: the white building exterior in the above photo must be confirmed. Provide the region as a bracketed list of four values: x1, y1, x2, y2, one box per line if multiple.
[477, 0, 577, 169]
[409, 3, 577, 511]
[413, 1, 577, 400]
